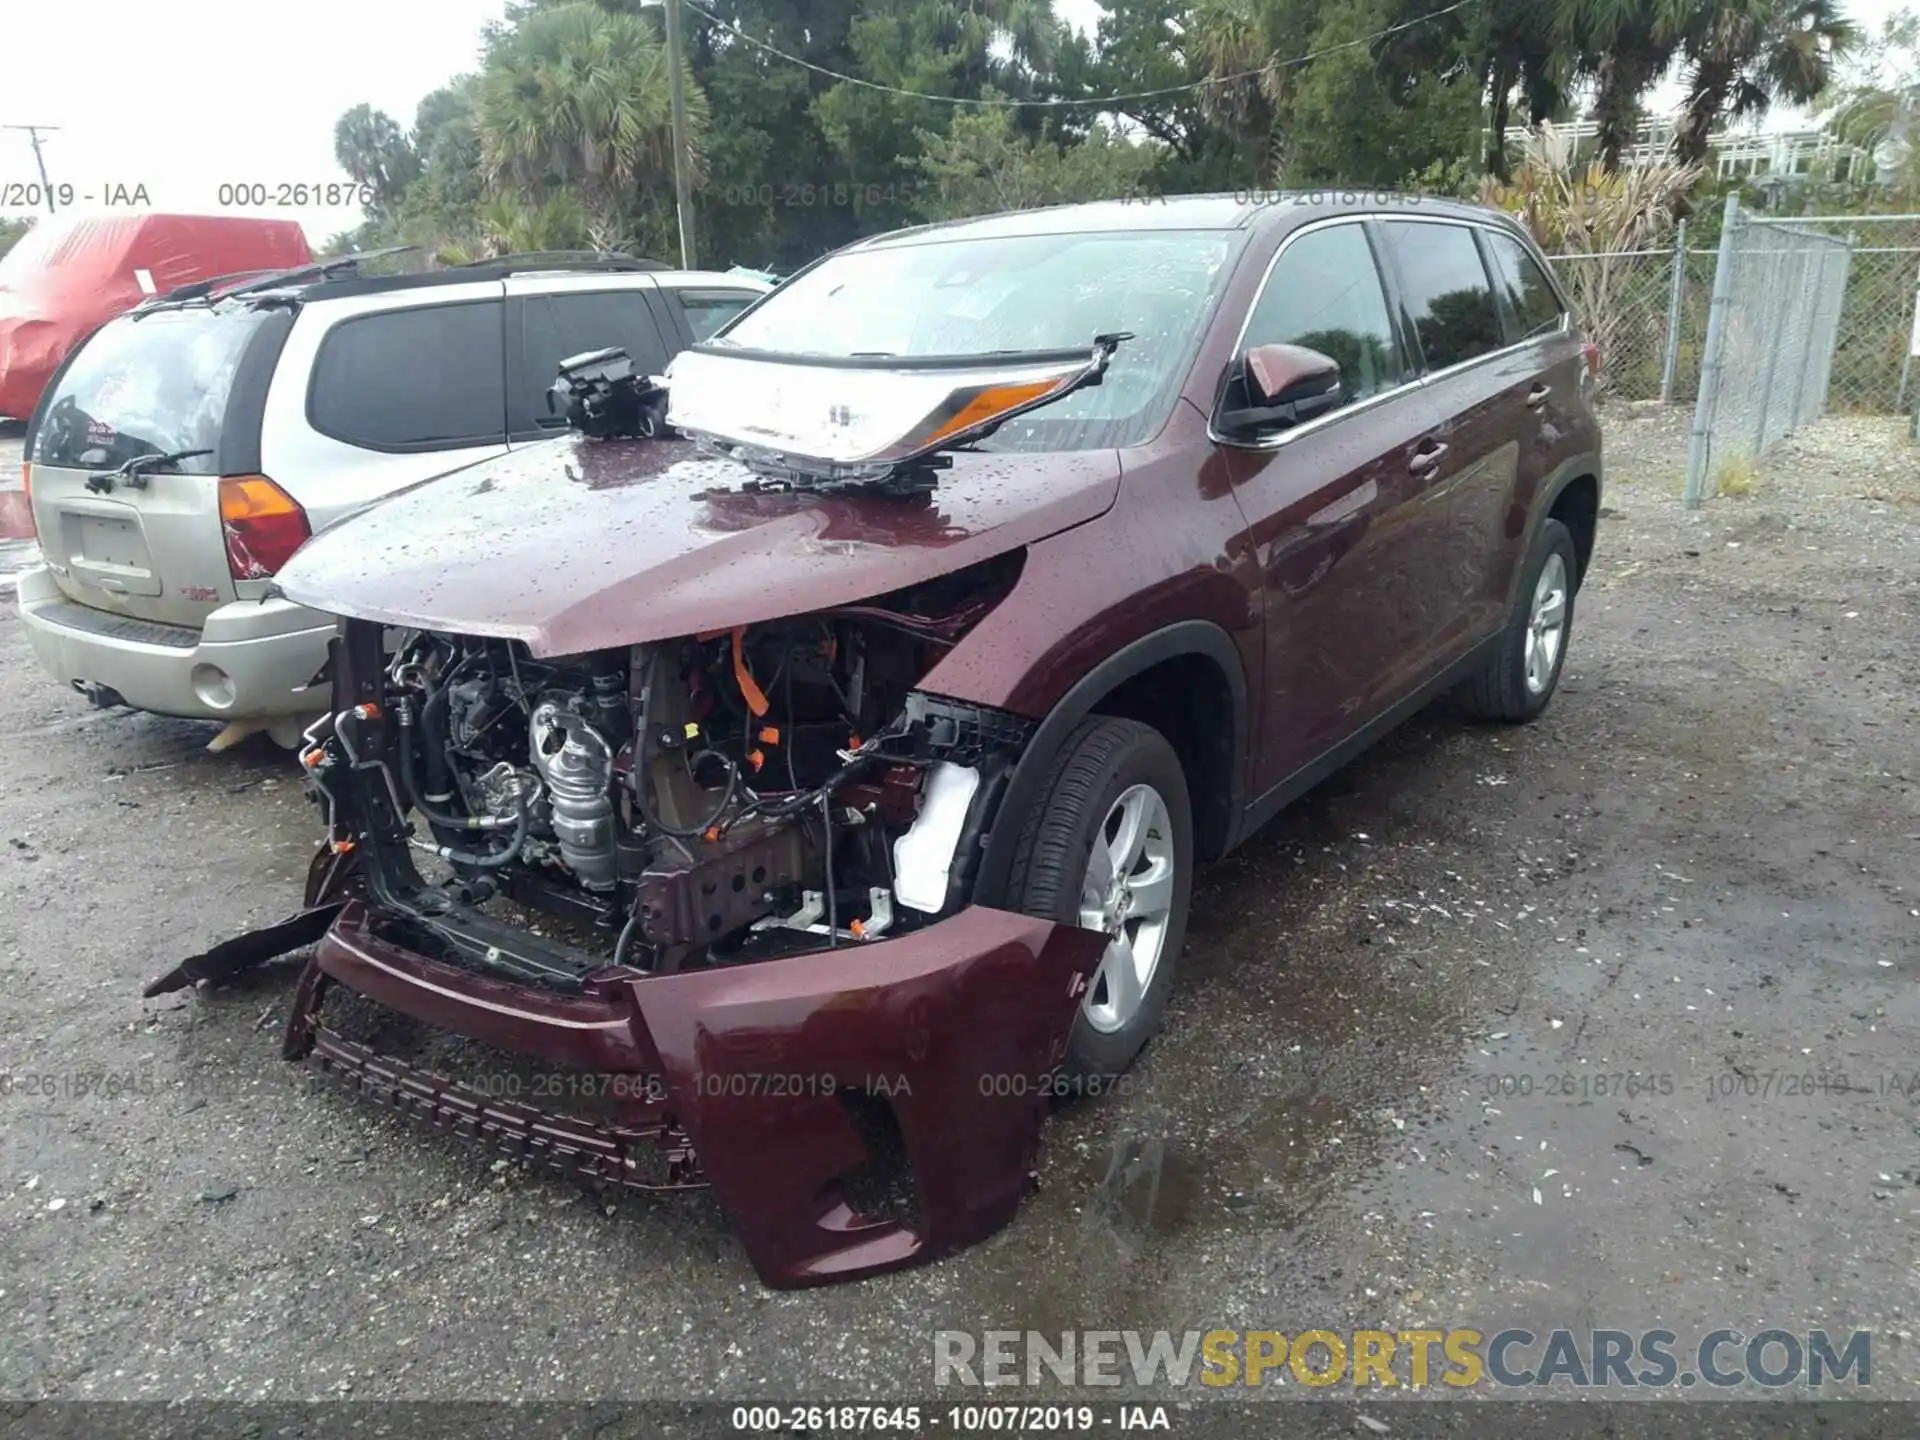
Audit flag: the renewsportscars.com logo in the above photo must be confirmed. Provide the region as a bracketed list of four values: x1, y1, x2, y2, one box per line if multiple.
[932, 1328, 1872, 1391]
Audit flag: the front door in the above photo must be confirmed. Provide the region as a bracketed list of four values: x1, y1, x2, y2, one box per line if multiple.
[1218, 219, 1453, 796]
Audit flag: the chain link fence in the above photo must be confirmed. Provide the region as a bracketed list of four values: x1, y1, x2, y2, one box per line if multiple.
[1547, 206, 1920, 506]
[1807, 216, 1920, 416]
[1551, 213, 1920, 417]
[1684, 200, 1853, 506]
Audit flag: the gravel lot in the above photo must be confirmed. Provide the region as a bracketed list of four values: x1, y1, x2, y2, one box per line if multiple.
[2, 408, 1917, 1406]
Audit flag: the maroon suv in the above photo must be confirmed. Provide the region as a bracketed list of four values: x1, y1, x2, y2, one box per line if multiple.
[160, 194, 1601, 1287]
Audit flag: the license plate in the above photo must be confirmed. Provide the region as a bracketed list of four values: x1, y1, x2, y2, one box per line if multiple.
[77, 514, 147, 570]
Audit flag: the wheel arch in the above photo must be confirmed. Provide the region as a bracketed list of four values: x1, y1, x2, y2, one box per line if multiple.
[1528, 454, 1603, 593]
[971, 620, 1249, 907]
[1548, 470, 1600, 587]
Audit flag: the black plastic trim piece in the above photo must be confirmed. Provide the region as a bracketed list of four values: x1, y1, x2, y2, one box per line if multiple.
[31, 600, 200, 649]
[215, 306, 296, 476]
[971, 620, 1250, 907]
[902, 693, 1037, 768]
[1522, 451, 1605, 597]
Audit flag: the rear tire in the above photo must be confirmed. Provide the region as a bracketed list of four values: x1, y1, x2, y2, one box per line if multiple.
[1456, 517, 1578, 723]
[1004, 717, 1194, 1081]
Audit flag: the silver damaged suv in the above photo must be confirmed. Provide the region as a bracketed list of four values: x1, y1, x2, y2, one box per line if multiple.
[16, 251, 770, 745]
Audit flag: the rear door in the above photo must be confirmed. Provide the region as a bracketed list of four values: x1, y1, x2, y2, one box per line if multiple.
[25, 303, 292, 626]
[270, 286, 512, 544]
[504, 278, 678, 444]
[1375, 217, 1526, 670]
[1477, 226, 1584, 634]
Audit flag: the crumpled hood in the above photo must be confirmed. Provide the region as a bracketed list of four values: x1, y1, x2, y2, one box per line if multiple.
[273, 435, 1120, 656]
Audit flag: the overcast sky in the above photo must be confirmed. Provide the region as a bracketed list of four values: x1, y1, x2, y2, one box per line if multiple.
[0, 0, 1908, 245]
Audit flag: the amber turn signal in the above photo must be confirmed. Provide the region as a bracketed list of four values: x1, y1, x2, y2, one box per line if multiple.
[920, 378, 1067, 449]
[218, 474, 311, 580]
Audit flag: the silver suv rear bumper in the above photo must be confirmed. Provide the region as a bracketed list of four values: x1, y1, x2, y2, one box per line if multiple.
[17, 565, 334, 721]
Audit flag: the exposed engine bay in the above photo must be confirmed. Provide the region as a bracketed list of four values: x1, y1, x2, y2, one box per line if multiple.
[300, 555, 1031, 991]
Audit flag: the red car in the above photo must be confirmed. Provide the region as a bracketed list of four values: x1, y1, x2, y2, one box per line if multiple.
[161, 195, 1602, 1287]
[0, 214, 311, 420]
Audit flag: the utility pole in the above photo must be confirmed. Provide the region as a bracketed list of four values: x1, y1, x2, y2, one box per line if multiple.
[662, 0, 697, 269]
[3, 125, 60, 214]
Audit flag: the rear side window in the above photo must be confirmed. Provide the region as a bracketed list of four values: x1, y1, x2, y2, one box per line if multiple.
[1241, 223, 1404, 406]
[513, 290, 672, 434]
[30, 307, 274, 472]
[309, 301, 506, 450]
[1380, 222, 1505, 372]
[669, 288, 760, 341]
[1484, 231, 1568, 341]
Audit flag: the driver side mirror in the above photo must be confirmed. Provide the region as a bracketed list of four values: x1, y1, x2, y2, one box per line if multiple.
[1217, 343, 1343, 440]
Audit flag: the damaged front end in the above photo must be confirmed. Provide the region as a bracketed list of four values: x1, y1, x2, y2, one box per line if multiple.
[176, 558, 1106, 1286]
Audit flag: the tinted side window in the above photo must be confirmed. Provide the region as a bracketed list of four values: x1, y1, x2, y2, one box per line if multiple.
[1241, 224, 1403, 405]
[1381, 222, 1505, 371]
[310, 302, 505, 450]
[1484, 231, 1567, 341]
[515, 291, 671, 434]
[669, 289, 760, 342]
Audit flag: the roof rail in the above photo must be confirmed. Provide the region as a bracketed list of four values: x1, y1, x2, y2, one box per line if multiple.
[453, 250, 669, 275]
[137, 245, 424, 313]
[150, 266, 284, 305]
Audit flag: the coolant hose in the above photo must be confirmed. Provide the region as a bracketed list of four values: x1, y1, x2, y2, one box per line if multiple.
[435, 802, 529, 870]
[394, 705, 512, 832]
[612, 903, 644, 969]
[419, 683, 454, 804]
[386, 702, 530, 869]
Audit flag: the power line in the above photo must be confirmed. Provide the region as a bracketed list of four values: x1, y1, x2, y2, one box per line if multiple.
[677, 0, 1481, 110]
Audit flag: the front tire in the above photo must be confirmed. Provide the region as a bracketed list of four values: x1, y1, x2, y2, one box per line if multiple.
[1456, 517, 1578, 723]
[1005, 717, 1194, 1080]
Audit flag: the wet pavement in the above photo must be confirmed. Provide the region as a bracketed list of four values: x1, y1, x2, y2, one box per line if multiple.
[0, 412, 1916, 1405]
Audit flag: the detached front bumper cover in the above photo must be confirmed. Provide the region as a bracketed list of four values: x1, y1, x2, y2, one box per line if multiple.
[266, 892, 1104, 1287]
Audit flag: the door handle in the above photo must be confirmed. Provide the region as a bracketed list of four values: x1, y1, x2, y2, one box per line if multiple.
[1408, 442, 1449, 474]
[1527, 384, 1553, 408]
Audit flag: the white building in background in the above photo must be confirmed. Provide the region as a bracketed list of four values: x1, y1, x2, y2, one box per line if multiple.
[1542, 116, 1880, 182]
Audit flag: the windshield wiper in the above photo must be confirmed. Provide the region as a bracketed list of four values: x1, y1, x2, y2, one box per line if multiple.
[85, 449, 214, 494]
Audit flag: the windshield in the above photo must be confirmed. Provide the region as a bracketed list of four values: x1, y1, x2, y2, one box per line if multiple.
[710, 229, 1242, 451]
[30, 305, 272, 473]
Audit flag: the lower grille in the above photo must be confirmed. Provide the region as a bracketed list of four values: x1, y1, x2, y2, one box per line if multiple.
[35, 599, 200, 650]
[307, 1025, 706, 1193]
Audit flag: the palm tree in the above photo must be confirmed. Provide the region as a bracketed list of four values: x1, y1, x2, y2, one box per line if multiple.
[1672, 0, 1859, 165]
[1373, 0, 1851, 179]
[1371, 0, 1575, 180]
[1187, 0, 1291, 180]
[1575, 0, 1681, 174]
[474, 1, 709, 252]
[332, 104, 422, 213]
